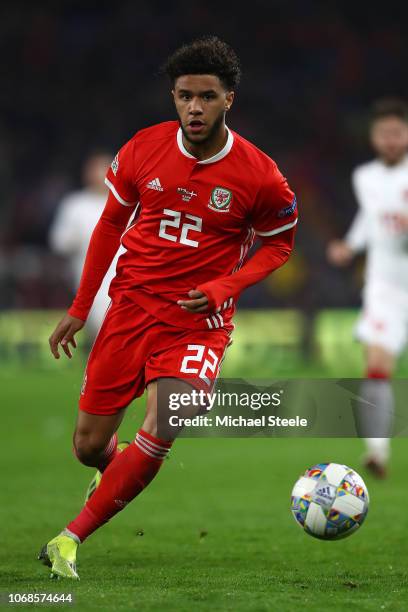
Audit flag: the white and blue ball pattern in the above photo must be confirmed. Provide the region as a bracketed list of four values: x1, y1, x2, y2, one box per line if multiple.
[291, 463, 369, 540]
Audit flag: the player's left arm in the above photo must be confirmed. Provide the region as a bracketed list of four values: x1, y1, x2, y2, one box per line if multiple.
[180, 231, 295, 313]
[180, 163, 297, 313]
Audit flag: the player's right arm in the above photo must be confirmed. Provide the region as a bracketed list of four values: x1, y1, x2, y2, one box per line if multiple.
[327, 210, 367, 266]
[49, 190, 135, 358]
[48, 313, 84, 359]
[49, 141, 139, 359]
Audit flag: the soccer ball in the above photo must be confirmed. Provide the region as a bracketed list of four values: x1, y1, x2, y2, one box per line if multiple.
[291, 463, 369, 540]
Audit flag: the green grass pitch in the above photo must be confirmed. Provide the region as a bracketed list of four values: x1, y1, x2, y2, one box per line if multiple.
[1, 332, 408, 610]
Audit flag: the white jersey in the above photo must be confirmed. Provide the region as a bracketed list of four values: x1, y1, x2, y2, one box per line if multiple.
[49, 188, 123, 333]
[346, 155, 408, 289]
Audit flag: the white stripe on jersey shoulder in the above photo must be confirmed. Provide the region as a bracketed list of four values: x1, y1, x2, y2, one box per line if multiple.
[177, 126, 234, 164]
[105, 177, 137, 207]
[255, 217, 298, 237]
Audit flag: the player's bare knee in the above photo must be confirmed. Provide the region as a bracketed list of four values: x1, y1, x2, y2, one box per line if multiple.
[73, 431, 107, 466]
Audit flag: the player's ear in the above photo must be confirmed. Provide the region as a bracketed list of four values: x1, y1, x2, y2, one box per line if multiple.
[225, 91, 234, 112]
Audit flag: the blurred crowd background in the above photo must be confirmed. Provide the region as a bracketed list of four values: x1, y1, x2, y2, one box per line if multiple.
[1, 1, 407, 317]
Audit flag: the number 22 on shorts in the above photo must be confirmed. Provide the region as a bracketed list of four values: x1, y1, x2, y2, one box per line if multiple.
[180, 344, 219, 383]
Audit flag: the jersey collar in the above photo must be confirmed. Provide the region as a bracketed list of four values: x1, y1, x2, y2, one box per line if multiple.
[177, 125, 234, 164]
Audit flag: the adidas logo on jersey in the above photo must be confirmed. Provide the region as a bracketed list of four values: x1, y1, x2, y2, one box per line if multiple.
[146, 177, 164, 192]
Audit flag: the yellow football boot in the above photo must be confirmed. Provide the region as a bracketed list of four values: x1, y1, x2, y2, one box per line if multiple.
[38, 533, 79, 580]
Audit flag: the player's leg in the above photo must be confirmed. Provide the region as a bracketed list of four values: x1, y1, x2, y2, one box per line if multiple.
[38, 410, 129, 579]
[73, 298, 152, 476]
[73, 408, 131, 502]
[73, 408, 127, 470]
[60, 330, 229, 543]
[39, 298, 149, 578]
[40, 319, 229, 578]
[358, 344, 395, 478]
[354, 283, 405, 477]
[62, 378, 196, 545]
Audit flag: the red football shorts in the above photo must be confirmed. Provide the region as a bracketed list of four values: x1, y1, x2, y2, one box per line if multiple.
[79, 298, 232, 415]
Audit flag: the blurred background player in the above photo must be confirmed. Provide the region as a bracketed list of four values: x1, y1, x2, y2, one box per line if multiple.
[49, 152, 123, 337]
[327, 98, 408, 477]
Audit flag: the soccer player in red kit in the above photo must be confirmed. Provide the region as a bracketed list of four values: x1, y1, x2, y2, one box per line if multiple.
[39, 36, 298, 579]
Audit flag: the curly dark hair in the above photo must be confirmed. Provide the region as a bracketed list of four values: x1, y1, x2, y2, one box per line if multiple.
[163, 36, 241, 90]
[371, 97, 408, 123]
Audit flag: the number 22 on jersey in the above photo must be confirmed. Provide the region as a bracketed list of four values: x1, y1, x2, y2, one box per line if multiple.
[159, 209, 202, 247]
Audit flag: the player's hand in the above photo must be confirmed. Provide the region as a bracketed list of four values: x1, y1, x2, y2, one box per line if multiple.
[177, 290, 209, 313]
[49, 313, 85, 359]
[327, 240, 354, 267]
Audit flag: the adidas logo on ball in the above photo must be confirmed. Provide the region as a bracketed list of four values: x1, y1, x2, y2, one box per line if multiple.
[313, 484, 336, 508]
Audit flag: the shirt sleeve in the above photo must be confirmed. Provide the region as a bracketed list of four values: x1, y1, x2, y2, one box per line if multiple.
[197, 161, 298, 311]
[105, 137, 139, 206]
[68, 191, 135, 321]
[250, 161, 298, 237]
[197, 229, 295, 311]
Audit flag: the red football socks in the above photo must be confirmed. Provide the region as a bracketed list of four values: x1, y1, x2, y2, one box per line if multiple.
[67, 430, 172, 542]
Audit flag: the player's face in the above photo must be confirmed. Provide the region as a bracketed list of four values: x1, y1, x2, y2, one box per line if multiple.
[172, 75, 234, 144]
[370, 116, 408, 165]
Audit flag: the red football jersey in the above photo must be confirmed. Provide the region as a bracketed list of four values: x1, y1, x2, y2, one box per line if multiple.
[104, 121, 297, 330]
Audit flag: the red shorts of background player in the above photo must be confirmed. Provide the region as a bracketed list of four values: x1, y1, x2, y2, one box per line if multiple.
[79, 297, 232, 415]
